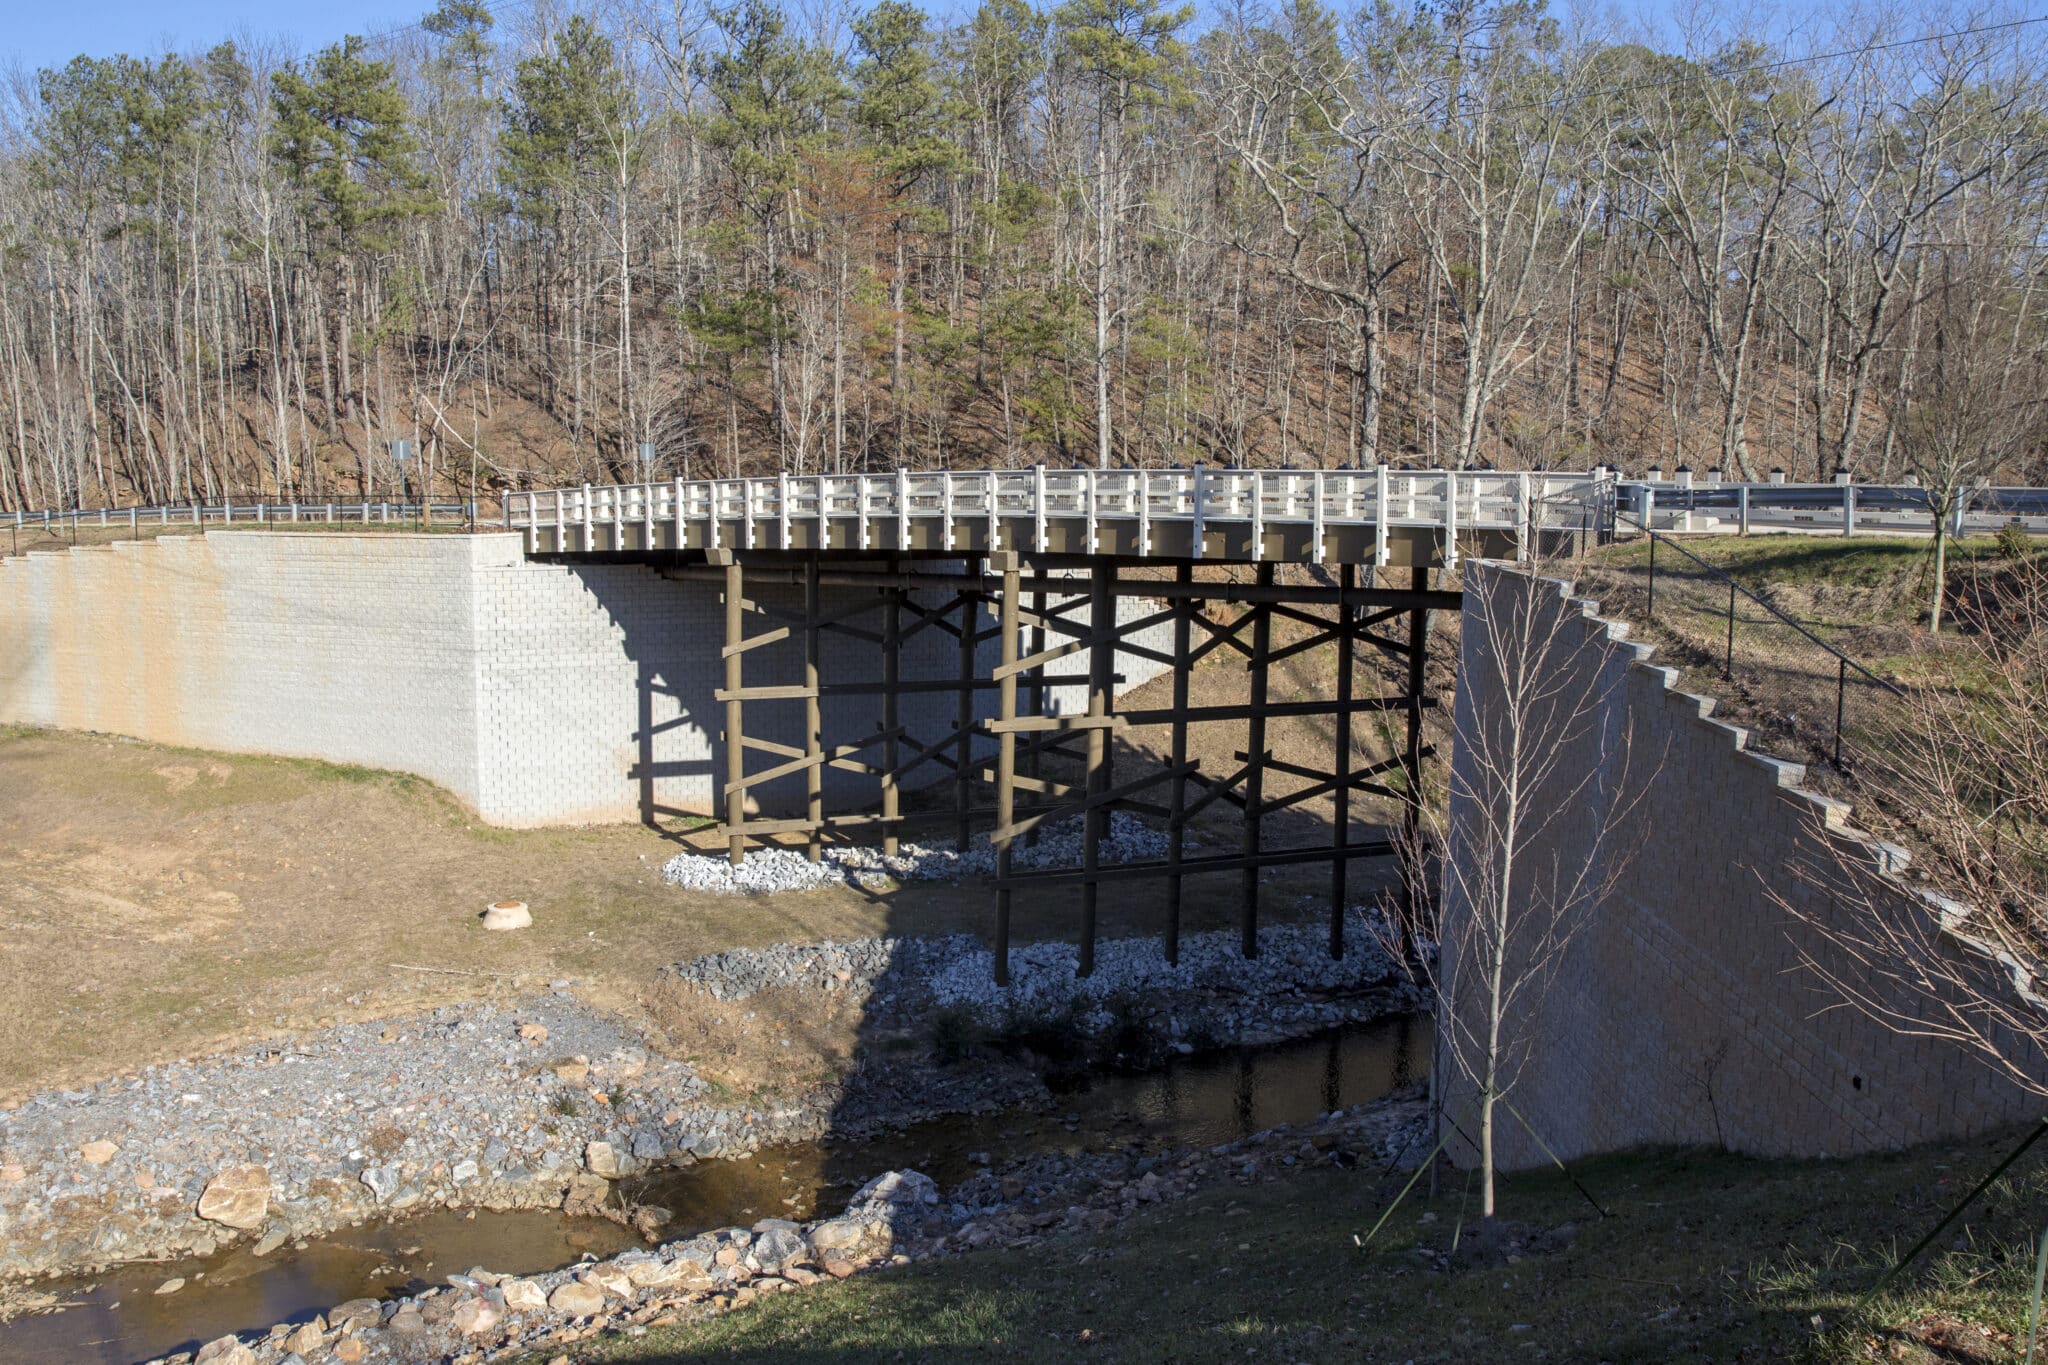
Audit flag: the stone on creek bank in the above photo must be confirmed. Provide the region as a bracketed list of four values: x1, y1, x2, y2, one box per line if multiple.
[548, 1279, 607, 1317]
[195, 1166, 271, 1230]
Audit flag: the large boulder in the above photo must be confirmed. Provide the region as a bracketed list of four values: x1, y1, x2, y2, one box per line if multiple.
[749, 1227, 808, 1272]
[195, 1166, 271, 1230]
[851, 1169, 938, 1209]
[549, 1279, 606, 1317]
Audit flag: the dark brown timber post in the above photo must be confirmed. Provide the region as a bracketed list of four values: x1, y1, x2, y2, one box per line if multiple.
[1165, 561, 1194, 965]
[955, 565, 981, 853]
[1080, 560, 1114, 977]
[721, 554, 747, 867]
[993, 552, 1021, 987]
[804, 555, 824, 862]
[1400, 563, 1433, 951]
[1024, 579, 1047, 849]
[1242, 561, 1274, 960]
[881, 562, 902, 857]
[1331, 561, 1355, 959]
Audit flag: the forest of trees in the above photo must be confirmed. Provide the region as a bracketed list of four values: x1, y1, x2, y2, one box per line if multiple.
[2, 0, 2046, 510]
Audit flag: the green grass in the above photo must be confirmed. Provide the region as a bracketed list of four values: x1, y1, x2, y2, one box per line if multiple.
[519, 1123, 2048, 1364]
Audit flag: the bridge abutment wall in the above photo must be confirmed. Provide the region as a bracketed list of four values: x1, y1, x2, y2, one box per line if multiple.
[0, 532, 1168, 826]
[1440, 564, 2041, 1167]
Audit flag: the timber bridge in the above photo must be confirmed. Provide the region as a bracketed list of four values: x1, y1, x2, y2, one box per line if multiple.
[508, 467, 1612, 979]
[12, 465, 2045, 1169]
[1, 466, 1612, 981]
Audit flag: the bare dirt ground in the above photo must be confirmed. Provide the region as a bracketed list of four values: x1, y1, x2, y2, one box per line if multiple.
[0, 592, 1437, 1102]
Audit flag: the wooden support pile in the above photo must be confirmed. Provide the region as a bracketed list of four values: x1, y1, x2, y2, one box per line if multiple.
[703, 549, 1450, 983]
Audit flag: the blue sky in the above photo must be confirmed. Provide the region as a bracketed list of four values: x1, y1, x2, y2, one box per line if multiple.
[7, 0, 1698, 74]
[5, 0, 438, 72]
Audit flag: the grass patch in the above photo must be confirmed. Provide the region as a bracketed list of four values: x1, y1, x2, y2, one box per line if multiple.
[531, 1123, 2048, 1364]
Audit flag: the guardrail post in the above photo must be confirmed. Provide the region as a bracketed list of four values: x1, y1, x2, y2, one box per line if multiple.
[1843, 482, 1856, 538]
[1738, 484, 1751, 537]
[1191, 466, 1206, 559]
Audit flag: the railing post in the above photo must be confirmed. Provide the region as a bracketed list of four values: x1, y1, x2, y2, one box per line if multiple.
[1311, 470, 1326, 563]
[1033, 464, 1048, 553]
[1190, 466, 1206, 560]
[1374, 465, 1389, 566]
[1738, 483, 1751, 537]
[1515, 471, 1531, 564]
[1442, 471, 1458, 568]
[1843, 482, 1856, 538]
[1249, 471, 1264, 560]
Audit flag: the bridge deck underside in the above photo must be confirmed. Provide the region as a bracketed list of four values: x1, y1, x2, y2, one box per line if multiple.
[700, 548, 1454, 982]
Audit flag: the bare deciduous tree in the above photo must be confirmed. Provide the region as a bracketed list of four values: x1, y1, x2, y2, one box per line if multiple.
[1779, 552, 2048, 1097]
[1403, 548, 1658, 1216]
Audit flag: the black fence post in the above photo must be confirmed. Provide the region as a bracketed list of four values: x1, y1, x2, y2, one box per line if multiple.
[1835, 656, 1848, 769]
[1647, 532, 1657, 618]
[1724, 577, 1737, 678]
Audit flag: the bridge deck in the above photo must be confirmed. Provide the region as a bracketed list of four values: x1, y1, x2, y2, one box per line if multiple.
[509, 467, 1612, 565]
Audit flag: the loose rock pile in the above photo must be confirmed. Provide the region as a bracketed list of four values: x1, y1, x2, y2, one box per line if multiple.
[144, 1092, 1428, 1365]
[659, 812, 1171, 894]
[660, 913, 1422, 1046]
[0, 997, 825, 1280]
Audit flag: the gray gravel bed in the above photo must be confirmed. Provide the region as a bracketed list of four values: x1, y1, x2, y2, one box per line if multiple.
[0, 996, 821, 1280]
[661, 913, 1422, 1044]
[660, 812, 1171, 894]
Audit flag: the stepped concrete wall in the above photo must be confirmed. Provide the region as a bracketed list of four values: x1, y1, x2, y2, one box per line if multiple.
[1439, 564, 2041, 1168]
[0, 532, 1169, 827]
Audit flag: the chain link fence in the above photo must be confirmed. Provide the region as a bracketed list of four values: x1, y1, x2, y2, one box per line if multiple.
[1572, 518, 1908, 798]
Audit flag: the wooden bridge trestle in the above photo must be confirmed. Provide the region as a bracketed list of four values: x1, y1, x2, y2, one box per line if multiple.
[696, 548, 1456, 982]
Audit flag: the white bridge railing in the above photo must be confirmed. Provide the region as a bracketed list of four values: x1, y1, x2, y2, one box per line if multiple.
[507, 467, 1615, 560]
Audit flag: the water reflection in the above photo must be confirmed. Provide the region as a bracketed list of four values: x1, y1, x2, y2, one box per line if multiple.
[0, 1015, 1424, 1365]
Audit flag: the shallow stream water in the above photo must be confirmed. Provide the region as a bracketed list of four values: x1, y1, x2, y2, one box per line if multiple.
[1, 1015, 1425, 1364]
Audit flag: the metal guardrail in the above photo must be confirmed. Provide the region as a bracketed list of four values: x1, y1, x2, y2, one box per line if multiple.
[503, 467, 1614, 561]
[5, 498, 476, 540]
[1623, 479, 2048, 537]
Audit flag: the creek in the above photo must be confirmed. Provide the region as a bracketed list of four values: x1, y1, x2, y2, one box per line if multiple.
[1, 1014, 1425, 1365]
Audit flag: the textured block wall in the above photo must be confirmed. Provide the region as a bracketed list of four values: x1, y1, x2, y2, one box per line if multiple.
[0, 533, 1171, 828]
[1439, 564, 2041, 1168]
[0, 534, 492, 802]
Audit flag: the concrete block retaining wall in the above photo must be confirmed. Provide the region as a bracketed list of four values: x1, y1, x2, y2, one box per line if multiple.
[0, 532, 1169, 827]
[1439, 564, 2040, 1168]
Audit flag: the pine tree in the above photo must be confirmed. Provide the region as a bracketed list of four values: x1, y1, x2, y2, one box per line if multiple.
[1054, 0, 1190, 466]
[854, 0, 962, 465]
